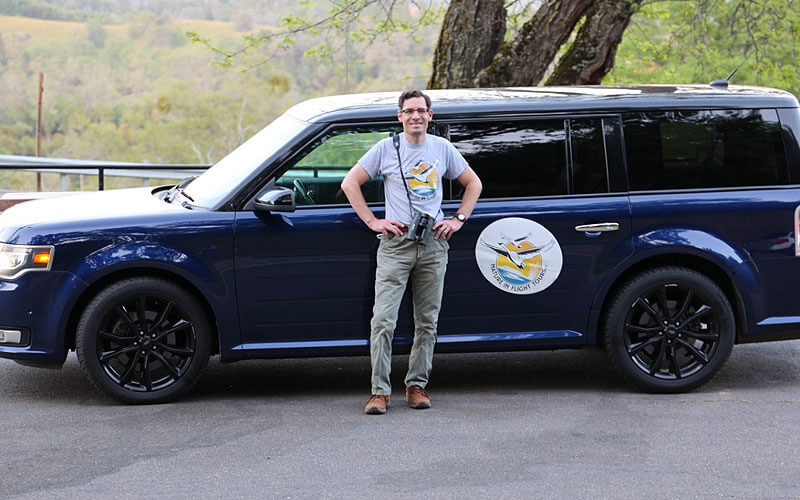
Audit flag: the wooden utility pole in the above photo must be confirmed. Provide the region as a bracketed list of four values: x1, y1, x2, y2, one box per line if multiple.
[35, 72, 44, 191]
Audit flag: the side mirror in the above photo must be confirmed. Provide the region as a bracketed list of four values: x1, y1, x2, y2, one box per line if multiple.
[253, 187, 296, 212]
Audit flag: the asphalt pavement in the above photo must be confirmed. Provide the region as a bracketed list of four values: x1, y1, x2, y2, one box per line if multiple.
[1, 341, 799, 499]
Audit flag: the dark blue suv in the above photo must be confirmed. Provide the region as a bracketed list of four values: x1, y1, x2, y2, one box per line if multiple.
[2, 85, 799, 403]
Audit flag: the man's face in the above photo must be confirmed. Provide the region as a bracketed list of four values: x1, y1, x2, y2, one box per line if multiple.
[398, 96, 432, 136]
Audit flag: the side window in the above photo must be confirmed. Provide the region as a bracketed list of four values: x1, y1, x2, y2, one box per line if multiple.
[449, 120, 568, 198]
[448, 118, 608, 199]
[624, 109, 789, 191]
[277, 127, 395, 206]
[570, 118, 609, 194]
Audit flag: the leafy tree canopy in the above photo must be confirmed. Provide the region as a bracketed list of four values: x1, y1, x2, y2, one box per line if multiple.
[0, 0, 796, 177]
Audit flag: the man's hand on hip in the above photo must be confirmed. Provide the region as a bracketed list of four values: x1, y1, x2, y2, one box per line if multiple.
[369, 219, 405, 239]
[433, 218, 463, 241]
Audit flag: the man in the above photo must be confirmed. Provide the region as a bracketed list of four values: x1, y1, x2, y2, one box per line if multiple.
[341, 90, 482, 415]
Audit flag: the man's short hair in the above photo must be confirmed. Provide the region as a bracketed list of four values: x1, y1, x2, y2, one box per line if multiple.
[398, 90, 432, 110]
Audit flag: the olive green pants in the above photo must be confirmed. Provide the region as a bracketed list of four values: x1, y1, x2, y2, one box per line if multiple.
[370, 236, 449, 395]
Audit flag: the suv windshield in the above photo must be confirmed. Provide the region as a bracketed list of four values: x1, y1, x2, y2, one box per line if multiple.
[183, 114, 310, 209]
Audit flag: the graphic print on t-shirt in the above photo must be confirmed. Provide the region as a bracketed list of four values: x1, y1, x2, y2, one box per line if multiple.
[404, 159, 439, 199]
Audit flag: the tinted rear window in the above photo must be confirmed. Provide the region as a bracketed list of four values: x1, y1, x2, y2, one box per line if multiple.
[623, 109, 788, 191]
[448, 118, 608, 199]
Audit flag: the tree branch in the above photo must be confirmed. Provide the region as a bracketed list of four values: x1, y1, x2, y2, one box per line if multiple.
[428, 0, 507, 89]
[187, 0, 380, 69]
[546, 0, 643, 85]
[477, 0, 596, 86]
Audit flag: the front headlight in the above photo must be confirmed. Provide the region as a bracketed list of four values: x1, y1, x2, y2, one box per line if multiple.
[0, 243, 54, 279]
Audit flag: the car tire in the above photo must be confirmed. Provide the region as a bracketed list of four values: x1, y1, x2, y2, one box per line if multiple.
[602, 266, 735, 393]
[76, 277, 211, 404]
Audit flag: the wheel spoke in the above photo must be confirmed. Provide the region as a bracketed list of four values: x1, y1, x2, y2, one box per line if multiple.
[136, 297, 147, 329]
[97, 330, 135, 342]
[151, 350, 181, 380]
[155, 320, 192, 341]
[669, 345, 682, 379]
[156, 342, 194, 357]
[99, 345, 138, 363]
[628, 337, 662, 355]
[679, 329, 720, 341]
[676, 339, 710, 365]
[152, 302, 175, 332]
[118, 351, 141, 385]
[649, 339, 668, 375]
[142, 353, 152, 391]
[115, 305, 136, 328]
[635, 297, 661, 322]
[681, 304, 712, 325]
[625, 324, 662, 335]
[674, 289, 694, 321]
[656, 286, 671, 320]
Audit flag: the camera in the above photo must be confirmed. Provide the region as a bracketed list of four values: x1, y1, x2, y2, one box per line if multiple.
[404, 212, 434, 245]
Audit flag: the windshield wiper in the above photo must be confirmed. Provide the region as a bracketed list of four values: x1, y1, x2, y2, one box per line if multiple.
[178, 189, 195, 203]
[167, 176, 196, 204]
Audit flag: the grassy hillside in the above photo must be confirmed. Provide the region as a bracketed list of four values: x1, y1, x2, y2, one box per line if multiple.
[0, 13, 436, 168]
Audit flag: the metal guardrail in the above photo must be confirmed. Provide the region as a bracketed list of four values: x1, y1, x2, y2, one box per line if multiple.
[0, 163, 209, 191]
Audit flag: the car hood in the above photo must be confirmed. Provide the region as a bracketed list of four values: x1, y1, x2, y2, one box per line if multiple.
[0, 187, 183, 239]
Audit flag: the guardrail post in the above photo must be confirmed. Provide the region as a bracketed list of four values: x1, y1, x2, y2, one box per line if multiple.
[60, 173, 67, 191]
[98, 168, 104, 191]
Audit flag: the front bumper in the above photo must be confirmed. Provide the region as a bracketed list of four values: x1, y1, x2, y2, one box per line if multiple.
[0, 271, 88, 363]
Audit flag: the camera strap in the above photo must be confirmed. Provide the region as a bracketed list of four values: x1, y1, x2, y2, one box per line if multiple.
[392, 133, 416, 221]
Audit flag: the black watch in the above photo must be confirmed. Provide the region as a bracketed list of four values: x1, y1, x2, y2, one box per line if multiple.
[455, 213, 467, 223]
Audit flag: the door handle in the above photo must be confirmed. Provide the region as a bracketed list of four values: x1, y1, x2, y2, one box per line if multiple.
[575, 222, 619, 233]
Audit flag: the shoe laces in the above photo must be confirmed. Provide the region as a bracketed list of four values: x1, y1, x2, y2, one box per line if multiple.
[408, 386, 428, 398]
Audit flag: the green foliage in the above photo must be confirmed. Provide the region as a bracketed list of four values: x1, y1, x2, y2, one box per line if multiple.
[0, 0, 83, 21]
[608, 0, 800, 96]
[505, 0, 537, 42]
[20, 1, 795, 177]
[146, 25, 188, 49]
[86, 19, 107, 48]
[128, 11, 157, 40]
[0, 35, 7, 67]
[233, 13, 253, 32]
[297, 131, 392, 167]
[0, 7, 433, 177]
[0, 15, 295, 166]
[191, 0, 445, 75]
[266, 74, 291, 94]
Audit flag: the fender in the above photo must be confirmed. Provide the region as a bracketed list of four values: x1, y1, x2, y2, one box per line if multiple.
[73, 241, 225, 295]
[633, 228, 751, 270]
[585, 227, 759, 343]
[66, 240, 242, 358]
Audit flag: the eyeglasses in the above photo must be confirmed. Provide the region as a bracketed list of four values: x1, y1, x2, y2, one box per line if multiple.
[400, 108, 430, 116]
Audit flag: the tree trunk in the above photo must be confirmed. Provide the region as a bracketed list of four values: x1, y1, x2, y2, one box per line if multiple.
[476, 0, 595, 87]
[427, 0, 506, 89]
[546, 0, 643, 85]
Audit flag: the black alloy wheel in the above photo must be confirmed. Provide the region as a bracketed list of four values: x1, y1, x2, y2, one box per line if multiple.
[603, 267, 735, 393]
[76, 277, 211, 404]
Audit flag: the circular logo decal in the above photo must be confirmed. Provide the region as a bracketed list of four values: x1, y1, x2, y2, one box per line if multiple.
[475, 217, 563, 295]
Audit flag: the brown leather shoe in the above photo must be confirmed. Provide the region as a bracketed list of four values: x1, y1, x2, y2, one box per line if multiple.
[405, 385, 431, 409]
[364, 394, 391, 415]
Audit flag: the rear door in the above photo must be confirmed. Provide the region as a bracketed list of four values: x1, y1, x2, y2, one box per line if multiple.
[435, 116, 632, 349]
[622, 108, 798, 339]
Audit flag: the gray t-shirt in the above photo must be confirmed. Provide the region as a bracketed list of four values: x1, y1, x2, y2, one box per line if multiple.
[358, 134, 468, 225]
